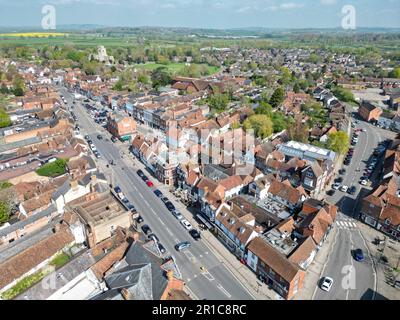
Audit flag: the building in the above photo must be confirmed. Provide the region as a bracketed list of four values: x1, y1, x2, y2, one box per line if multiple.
[358, 101, 383, 122]
[107, 113, 136, 142]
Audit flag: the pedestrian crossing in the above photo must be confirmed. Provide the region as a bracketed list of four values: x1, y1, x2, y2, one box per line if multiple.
[336, 220, 358, 230]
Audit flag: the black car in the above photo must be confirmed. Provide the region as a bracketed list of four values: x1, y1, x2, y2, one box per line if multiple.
[136, 215, 144, 223]
[335, 177, 343, 183]
[141, 175, 149, 182]
[339, 169, 346, 175]
[326, 189, 335, 196]
[141, 224, 152, 235]
[165, 201, 175, 211]
[97, 135, 103, 140]
[137, 169, 144, 177]
[111, 136, 118, 143]
[127, 203, 136, 211]
[148, 233, 160, 243]
[161, 197, 169, 204]
[114, 186, 122, 194]
[122, 198, 129, 204]
[348, 186, 357, 195]
[158, 243, 166, 254]
[154, 189, 163, 198]
[189, 229, 201, 240]
[84, 135, 90, 140]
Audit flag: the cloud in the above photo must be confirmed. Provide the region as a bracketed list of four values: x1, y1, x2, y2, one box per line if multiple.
[280, 2, 304, 10]
[320, 0, 337, 5]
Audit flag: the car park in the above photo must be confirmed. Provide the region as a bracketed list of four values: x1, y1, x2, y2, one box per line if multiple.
[320, 277, 334, 292]
[180, 219, 193, 231]
[175, 241, 191, 251]
[141, 224, 152, 235]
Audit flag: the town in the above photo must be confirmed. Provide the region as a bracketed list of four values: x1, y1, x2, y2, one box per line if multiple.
[0, 25, 399, 302]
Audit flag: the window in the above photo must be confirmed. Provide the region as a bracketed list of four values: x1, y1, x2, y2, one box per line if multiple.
[385, 218, 391, 225]
[269, 268, 275, 277]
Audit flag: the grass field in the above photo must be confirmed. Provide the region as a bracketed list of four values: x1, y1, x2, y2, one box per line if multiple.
[0, 32, 67, 37]
[133, 62, 220, 75]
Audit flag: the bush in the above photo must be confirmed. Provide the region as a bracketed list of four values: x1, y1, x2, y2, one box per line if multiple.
[36, 159, 68, 177]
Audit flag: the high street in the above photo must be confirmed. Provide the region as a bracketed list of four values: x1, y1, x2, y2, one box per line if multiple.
[61, 88, 255, 301]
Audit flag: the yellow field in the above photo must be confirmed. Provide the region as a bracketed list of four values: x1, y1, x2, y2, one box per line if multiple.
[0, 32, 67, 37]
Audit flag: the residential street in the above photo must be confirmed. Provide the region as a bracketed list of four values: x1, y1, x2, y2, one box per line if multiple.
[62, 88, 255, 301]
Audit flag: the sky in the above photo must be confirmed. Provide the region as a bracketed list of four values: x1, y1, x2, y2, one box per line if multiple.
[0, 0, 399, 29]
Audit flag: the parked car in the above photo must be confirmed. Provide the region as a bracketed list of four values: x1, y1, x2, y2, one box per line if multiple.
[158, 243, 166, 254]
[175, 241, 191, 251]
[353, 248, 365, 261]
[146, 180, 154, 187]
[114, 186, 122, 194]
[136, 215, 144, 223]
[326, 189, 336, 196]
[320, 277, 334, 292]
[189, 229, 201, 240]
[111, 136, 118, 143]
[332, 183, 341, 190]
[161, 197, 169, 204]
[148, 233, 160, 243]
[339, 169, 346, 175]
[97, 134, 103, 140]
[180, 219, 193, 231]
[136, 170, 145, 178]
[154, 189, 163, 198]
[360, 179, 368, 186]
[141, 224, 152, 235]
[340, 185, 349, 192]
[335, 177, 343, 183]
[126, 203, 136, 211]
[348, 186, 357, 195]
[165, 201, 175, 212]
[172, 209, 183, 220]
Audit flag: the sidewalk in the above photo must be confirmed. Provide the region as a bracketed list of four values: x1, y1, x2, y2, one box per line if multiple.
[294, 225, 338, 300]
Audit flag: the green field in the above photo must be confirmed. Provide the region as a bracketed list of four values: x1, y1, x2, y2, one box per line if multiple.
[133, 62, 220, 75]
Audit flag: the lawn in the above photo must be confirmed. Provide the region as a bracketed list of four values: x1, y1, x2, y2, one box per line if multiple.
[49, 252, 71, 268]
[35, 159, 68, 177]
[133, 62, 220, 75]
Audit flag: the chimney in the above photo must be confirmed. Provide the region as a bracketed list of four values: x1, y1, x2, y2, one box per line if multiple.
[121, 288, 132, 300]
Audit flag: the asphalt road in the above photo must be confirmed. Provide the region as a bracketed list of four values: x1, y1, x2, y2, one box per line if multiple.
[61, 88, 255, 300]
[313, 115, 396, 300]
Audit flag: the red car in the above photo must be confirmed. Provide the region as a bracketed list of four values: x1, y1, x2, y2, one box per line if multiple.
[146, 180, 154, 187]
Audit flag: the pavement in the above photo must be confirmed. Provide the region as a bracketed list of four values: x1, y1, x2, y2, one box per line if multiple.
[62, 88, 256, 301]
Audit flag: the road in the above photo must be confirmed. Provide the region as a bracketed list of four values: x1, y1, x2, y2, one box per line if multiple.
[313, 114, 396, 300]
[61, 88, 255, 301]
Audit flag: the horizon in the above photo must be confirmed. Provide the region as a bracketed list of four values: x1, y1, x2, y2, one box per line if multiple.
[0, 0, 399, 30]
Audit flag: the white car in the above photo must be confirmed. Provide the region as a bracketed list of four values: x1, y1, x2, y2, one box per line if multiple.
[360, 179, 368, 186]
[180, 219, 193, 231]
[340, 185, 348, 192]
[321, 277, 334, 292]
[332, 183, 341, 190]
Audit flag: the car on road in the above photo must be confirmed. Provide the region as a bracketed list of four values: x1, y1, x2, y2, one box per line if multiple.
[189, 229, 201, 240]
[161, 197, 169, 204]
[94, 151, 101, 158]
[158, 243, 166, 254]
[148, 233, 160, 243]
[165, 201, 175, 212]
[97, 134, 103, 140]
[340, 185, 348, 192]
[320, 277, 334, 292]
[339, 169, 346, 175]
[332, 182, 341, 190]
[126, 203, 136, 211]
[136, 169, 145, 178]
[141, 224, 152, 235]
[114, 186, 122, 194]
[175, 241, 191, 251]
[326, 189, 336, 196]
[180, 219, 193, 231]
[146, 180, 154, 187]
[136, 215, 144, 223]
[111, 136, 118, 143]
[353, 248, 365, 262]
[154, 189, 163, 198]
[121, 198, 129, 204]
[171, 209, 183, 220]
[348, 186, 357, 195]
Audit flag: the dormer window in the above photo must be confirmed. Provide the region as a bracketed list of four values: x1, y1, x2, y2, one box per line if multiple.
[239, 227, 245, 234]
[229, 218, 236, 225]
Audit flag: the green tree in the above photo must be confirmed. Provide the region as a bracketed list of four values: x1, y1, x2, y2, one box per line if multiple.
[332, 87, 354, 102]
[293, 82, 300, 93]
[326, 131, 350, 155]
[0, 201, 10, 225]
[255, 102, 273, 116]
[269, 87, 285, 108]
[243, 114, 273, 139]
[389, 67, 400, 79]
[36, 159, 68, 177]
[0, 108, 11, 128]
[151, 67, 172, 89]
[208, 93, 229, 113]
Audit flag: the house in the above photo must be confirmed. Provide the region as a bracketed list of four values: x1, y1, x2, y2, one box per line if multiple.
[107, 113, 136, 141]
[214, 202, 259, 259]
[358, 100, 383, 122]
[65, 190, 133, 247]
[301, 161, 329, 196]
[246, 236, 305, 300]
[266, 179, 308, 211]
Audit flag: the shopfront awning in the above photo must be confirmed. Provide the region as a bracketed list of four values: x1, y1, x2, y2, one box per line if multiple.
[196, 214, 213, 230]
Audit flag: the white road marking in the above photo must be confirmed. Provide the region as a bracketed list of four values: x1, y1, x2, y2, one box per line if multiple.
[166, 228, 173, 236]
[217, 283, 231, 298]
[202, 271, 215, 281]
[343, 221, 349, 227]
[184, 251, 195, 260]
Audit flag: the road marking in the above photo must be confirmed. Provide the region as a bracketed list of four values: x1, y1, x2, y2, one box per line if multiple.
[217, 283, 231, 298]
[165, 228, 173, 236]
[184, 250, 195, 260]
[202, 271, 215, 281]
[343, 221, 349, 227]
